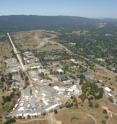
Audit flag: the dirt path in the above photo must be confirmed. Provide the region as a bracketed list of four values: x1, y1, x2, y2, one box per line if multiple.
[16, 113, 62, 124]
[47, 113, 62, 124]
[102, 106, 117, 116]
[102, 106, 117, 124]
[87, 114, 97, 124]
[70, 111, 97, 124]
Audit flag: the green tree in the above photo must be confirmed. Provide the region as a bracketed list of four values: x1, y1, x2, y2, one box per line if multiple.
[4, 117, 16, 124]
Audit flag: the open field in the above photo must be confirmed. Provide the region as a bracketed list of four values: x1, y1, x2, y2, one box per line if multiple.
[56, 109, 95, 124]
[0, 42, 13, 58]
[16, 119, 49, 124]
[39, 41, 66, 52]
[94, 67, 117, 90]
[55, 98, 117, 124]
[16, 109, 95, 124]
[13, 30, 59, 51]
[108, 115, 117, 124]
[77, 98, 117, 124]
[100, 98, 117, 114]
[0, 42, 13, 71]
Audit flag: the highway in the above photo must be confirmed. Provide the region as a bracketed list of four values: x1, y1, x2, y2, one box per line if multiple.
[7, 33, 25, 71]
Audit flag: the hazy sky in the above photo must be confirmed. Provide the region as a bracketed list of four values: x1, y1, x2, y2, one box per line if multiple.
[0, 0, 117, 18]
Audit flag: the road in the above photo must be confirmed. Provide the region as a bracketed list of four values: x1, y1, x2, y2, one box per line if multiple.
[36, 37, 50, 49]
[95, 64, 117, 76]
[7, 33, 37, 87]
[7, 33, 25, 71]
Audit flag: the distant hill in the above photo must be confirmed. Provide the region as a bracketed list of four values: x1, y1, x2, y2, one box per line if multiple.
[0, 15, 101, 32]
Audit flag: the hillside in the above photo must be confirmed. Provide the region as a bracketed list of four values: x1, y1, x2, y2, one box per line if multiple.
[0, 15, 101, 32]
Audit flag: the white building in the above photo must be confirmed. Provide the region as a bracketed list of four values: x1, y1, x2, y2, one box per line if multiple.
[104, 87, 113, 97]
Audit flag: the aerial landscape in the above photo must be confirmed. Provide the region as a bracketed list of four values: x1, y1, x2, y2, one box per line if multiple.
[0, 0, 117, 124]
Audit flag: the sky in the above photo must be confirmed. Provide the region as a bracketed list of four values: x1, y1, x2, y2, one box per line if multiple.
[0, 0, 117, 18]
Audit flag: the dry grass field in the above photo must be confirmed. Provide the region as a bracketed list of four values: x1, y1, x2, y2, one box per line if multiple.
[39, 41, 65, 52]
[13, 30, 59, 51]
[108, 115, 117, 124]
[0, 42, 12, 57]
[56, 109, 95, 124]
[16, 120, 49, 124]
[0, 42, 13, 71]
[94, 67, 117, 90]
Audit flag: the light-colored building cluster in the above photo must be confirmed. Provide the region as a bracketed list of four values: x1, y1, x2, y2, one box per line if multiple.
[9, 86, 61, 118]
[10, 80, 81, 119]
[7, 51, 82, 119]
[5, 58, 20, 73]
[5, 58, 23, 88]
[23, 51, 42, 70]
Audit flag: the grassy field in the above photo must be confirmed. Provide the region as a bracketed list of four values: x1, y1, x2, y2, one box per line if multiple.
[0, 58, 5, 72]
[13, 30, 57, 51]
[13, 31, 39, 51]
[94, 67, 117, 90]
[108, 115, 117, 124]
[0, 42, 13, 58]
[39, 41, 66, 52]
[0, 41, 13, 71]
[56, 109, 95, 124]
[16, 109, 95, 124]
[12, 30, 67, 54]
[16, 120, 49, 124]
[0, 90, 19, 124]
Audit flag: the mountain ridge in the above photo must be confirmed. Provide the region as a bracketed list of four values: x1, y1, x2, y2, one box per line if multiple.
[0, 15, 116, 32]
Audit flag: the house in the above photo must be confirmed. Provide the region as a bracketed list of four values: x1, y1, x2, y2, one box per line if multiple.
[104, 87, 113, 97]
[57, 68, 64, 74]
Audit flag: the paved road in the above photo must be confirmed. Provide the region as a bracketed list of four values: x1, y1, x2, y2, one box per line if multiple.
[7, 33, 25, 71]
[95, 64, 117, 76]
[7, 33, 38, 87]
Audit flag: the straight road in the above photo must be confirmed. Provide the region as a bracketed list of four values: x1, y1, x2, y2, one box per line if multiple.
[7, 33, 25, 71]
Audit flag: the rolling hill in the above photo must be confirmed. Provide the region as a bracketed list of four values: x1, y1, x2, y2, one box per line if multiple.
[0, 15, 100, 32]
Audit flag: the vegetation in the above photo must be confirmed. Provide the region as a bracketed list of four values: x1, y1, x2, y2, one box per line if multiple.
[58, 24, 117, 72]
[101, 120, 106, 124]
[0, 89, 20, 115]
[4, 117, 16, 124]
[79, 75, 103, 102]
[0, 15, 100, 32]
[65, 96, 78, 108]
[81, 82, 103, 100]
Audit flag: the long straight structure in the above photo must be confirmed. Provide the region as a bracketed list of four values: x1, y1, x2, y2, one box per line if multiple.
[7, 33, 25, 71]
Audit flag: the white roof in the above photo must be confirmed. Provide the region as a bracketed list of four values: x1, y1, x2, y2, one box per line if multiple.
[45, 103, 60, 112]
[42, 93, 46, 96]
[70, 59, 76, 62]
[108, 93, 113, 97]
[104, 87, 112, 92]
[18, 107, 24, 111]
[53, 86, 60, 91]
[57, 69, 64, 73]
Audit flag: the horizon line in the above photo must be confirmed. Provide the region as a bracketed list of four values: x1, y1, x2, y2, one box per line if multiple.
[0, 14, 117, 19]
